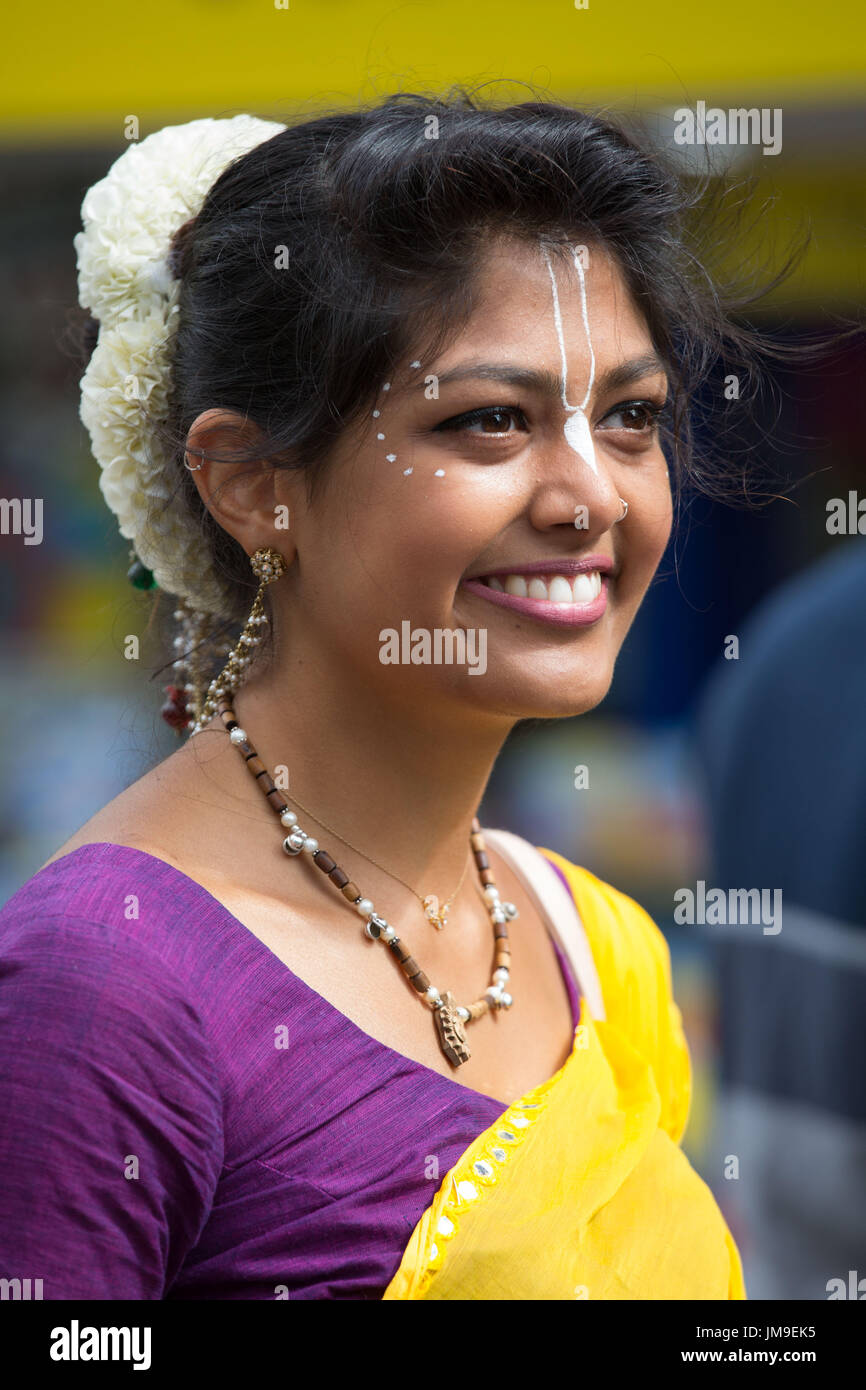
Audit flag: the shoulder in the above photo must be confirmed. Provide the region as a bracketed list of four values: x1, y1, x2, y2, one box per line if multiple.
[538, 847, 692, 1144]
[0, 845, 225, 1298]
[0, 843, 231, 1055]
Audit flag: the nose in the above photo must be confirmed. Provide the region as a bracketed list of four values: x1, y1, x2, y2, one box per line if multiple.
[525, 424, 625, 539]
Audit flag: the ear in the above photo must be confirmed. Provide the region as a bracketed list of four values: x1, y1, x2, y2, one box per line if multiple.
[184, 408, 300, 562]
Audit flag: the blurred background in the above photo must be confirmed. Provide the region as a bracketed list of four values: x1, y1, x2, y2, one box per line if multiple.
[1, 0, 864, 1299]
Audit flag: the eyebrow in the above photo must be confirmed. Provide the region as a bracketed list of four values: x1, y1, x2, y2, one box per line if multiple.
[431, 353, 668, 398]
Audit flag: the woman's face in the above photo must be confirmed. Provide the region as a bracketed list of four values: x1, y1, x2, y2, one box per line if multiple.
[268, 235, 673, 724]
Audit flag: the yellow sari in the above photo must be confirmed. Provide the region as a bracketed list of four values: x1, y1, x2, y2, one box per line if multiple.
[383, 847, 746, 1300]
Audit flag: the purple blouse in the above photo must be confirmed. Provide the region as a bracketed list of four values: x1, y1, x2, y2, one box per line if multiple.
[0, 841, 580, 1300]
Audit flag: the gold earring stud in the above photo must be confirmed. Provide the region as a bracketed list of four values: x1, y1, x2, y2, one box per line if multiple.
[250, 547, 287, 583]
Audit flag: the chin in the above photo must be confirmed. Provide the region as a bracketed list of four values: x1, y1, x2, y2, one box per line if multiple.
[460, 673, 613, 722]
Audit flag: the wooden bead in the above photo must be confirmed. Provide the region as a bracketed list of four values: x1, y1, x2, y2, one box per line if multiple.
[389, 939, 412, 965]
[245, 755, 266, 777]
[409, 969, 430, 994]
[467, 1000, 488, 1020]
[312, 850, 336, 874]
[234, 740, 253, 758]
[480, 868, 495, 885]
[470, 833, 485, 852]
[494, 924, 509, 940]
[256, 772, 276, 795]
[495, 950, 511, 969]
[341, 881, 361, 902]
[267, 791, 289, 812]
[474, 850, 490, 871]
[329, 866, 350, 889]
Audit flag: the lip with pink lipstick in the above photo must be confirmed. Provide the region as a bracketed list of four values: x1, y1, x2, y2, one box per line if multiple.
[461, 555, 612, 627]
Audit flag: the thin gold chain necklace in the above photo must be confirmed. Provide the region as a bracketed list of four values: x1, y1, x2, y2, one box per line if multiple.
[259, 778, 471, 931]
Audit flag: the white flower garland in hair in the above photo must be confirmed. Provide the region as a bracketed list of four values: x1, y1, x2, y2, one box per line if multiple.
[75, 115, 286, 617]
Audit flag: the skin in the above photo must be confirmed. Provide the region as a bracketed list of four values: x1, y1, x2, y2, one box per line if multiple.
[47, 235, 672, 1107]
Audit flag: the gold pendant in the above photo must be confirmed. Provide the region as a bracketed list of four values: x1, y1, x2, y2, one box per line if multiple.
[422, 894, 448, 930]
[434, 990, 471, 1067]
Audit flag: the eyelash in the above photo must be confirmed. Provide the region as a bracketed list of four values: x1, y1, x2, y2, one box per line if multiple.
[434, 400, 666, 437]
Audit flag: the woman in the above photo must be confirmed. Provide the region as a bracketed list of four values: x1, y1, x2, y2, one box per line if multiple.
[0, 91, 751, 1299]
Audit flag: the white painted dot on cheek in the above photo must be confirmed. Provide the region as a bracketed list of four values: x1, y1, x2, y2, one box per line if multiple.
[409, 360, 421, 368]
[386, 453, 397, 462]
[403, 467, 413, 475]
[372, 409, 380, 418]
[377, 432, 385, 440]
[434, 469, 445, 477]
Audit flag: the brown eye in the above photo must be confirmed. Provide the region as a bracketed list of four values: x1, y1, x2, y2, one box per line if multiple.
[435, 405, 528, 435]
[599, 401, 663, 431]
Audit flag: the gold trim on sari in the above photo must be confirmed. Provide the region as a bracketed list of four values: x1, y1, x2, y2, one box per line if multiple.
[383, 850, 746, 1300]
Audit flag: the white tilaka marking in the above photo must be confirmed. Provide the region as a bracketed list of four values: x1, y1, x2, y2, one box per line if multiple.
[542, 244, 598, 475]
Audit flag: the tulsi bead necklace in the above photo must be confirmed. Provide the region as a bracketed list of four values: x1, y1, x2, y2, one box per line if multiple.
[217, 700, 519, 1068]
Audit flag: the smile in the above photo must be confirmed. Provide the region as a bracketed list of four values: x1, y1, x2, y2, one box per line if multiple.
[461, 567, 609, 628]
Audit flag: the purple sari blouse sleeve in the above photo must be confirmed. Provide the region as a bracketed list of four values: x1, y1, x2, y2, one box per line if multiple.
[0, 908, 224, 1299]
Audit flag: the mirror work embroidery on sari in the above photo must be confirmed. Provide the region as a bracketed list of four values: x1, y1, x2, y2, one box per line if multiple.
[415, 1092, 551, 1295]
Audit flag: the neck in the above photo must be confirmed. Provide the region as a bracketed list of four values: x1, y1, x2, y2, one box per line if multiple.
[228, 652, 514, 913]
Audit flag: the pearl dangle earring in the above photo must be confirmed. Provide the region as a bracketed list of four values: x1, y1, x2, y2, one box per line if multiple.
[188, 546, 287, 735]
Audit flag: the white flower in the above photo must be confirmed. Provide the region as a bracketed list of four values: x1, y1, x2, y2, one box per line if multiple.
[75, 115, 285, 614]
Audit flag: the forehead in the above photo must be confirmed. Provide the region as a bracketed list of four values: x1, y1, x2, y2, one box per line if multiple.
[433, 235, 652, 371]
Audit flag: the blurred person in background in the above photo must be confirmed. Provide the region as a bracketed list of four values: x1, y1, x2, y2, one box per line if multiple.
[694, 539, 866, 1300]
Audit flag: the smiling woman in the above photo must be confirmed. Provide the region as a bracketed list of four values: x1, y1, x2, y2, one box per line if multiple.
[0, 88, 778, 1300]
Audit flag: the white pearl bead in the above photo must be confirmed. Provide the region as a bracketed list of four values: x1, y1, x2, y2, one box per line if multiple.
[426, 986, 441, 1004]
[500, 992, 513, 1009]
[302, 837, 319, 854]
[382, 925, 397, 942]
[280, 810, 298, 828]
[491, 907, 506, 924]
[483, 884, 500, 900]
[457, 1006, 471, 1022]
[493, 967, 510, 984]
[355, 898, 374, 917]
[229, 727, 247, 744]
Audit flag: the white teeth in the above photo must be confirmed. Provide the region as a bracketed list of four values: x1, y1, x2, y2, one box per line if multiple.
[504, 575, 528, 597]
[482, 570, 603, 605]
[548, 576, 574, 604]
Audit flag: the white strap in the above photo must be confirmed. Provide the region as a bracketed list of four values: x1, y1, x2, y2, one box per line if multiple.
[483, 827, 606, 1022]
